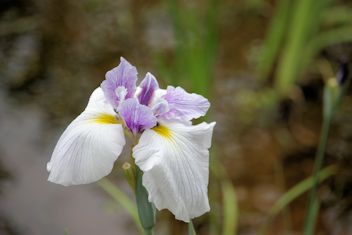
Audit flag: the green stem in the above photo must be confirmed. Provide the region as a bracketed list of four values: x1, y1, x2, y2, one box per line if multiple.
[303, 110, 332, 235]
[135, 167, 156, 235]
[188, 221, 196, 235]
[144, 229, 155, 235]
[275, 0, 315, 94]
[304, 67, 351, 234]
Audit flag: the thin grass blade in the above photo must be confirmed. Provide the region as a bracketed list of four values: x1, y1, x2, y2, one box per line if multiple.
[222, 180, 238, 235]
[97, 179, 143, 233]
[259, 165, 337, 235]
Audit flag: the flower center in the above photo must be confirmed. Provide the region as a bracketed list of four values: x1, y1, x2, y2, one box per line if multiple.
[152, 125, 171, 139]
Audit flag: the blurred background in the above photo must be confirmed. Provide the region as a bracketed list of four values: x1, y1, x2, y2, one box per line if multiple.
[0, 0, 352, 234]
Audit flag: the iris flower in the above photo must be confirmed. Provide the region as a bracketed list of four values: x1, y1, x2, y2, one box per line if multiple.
[47, 57, 216, 222]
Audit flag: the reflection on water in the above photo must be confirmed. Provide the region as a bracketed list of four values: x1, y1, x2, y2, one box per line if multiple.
[0, 89, 136, 235]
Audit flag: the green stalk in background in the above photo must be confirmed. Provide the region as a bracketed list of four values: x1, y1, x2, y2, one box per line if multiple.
[323, 6, 352, 26]
[258, 0, 291, 79]
[275, 0, 316, 94]
[209, 150, 239, 235]
[222, 181, 238, 235]
[159, 0, 218, 97]
[98, 179, 144, 234]
[304, 27, 352, 68]
[304, 68, 351, 234]
[259, 0, 352, 97]
[259, 165, 337, 235]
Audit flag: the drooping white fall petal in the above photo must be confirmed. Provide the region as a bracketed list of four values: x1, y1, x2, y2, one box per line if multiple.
[133, 121, 216, 222]
[47, 88, 126, 186]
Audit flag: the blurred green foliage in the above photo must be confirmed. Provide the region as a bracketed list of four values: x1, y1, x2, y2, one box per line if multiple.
[259, 0, 352, 94]
[156, 0, 218, 97]
[260, 165, 337, 235]
[98, 179, 143, 234]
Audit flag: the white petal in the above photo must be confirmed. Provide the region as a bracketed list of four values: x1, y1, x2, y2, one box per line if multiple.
[149, 88, 166, 105]
[86, 87, 116, 113]
[47, 88, 126, 186]
[133, 121, 216, 222]
[151, 98, 169, 116]
[153, 88, 167, 99]
[149, 89, 169, 116]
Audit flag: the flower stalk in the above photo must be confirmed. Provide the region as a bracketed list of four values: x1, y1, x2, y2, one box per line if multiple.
[135, 166, 156, 235]
[188, 221, 197, 235]
[304, 65, 350, 234]
[303, 104, 332, 235]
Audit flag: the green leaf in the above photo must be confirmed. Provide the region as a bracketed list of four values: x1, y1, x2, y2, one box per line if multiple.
[275, 0, 331, 94]
[163, 0, 218, 96]
[304, 26, 352, 68]
[222, 181, 238, 235]
[323, 6, 352, 26]
[259, 165, 337, 235]
[274, 165, 336, 215]
[135, 167, 156, 233]
[258, 0, 291, 79]
[97, 179, 143, 234]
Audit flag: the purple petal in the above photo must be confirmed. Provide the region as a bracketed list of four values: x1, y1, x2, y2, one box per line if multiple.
[152, 98, 169, 116]
[160, 86, 210, 122]
[101, 57, 138, 108]
[138, 72, 159, 106]
[119, 98, 157, 135]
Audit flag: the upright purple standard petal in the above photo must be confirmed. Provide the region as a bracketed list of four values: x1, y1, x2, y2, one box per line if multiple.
[119, 98, 157, 135]
[160, 86, 210, 122]
[138, 72, 159, 106]
[101, 57, 138, 108]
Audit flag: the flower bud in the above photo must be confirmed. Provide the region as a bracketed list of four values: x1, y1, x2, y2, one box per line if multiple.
[323, 78, 340, 119]
[122, 162, 136, 191]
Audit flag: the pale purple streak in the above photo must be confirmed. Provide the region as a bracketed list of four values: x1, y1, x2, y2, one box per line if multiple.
[119, 98, 157, 135]
[101, 57, 138, 109]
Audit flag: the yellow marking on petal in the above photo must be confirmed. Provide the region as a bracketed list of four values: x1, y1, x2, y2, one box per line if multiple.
[92, 114, 121, 124]
[153, 125, 172, 139]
